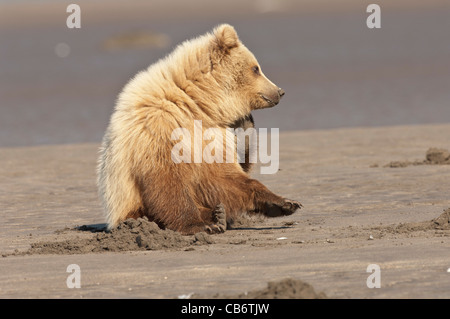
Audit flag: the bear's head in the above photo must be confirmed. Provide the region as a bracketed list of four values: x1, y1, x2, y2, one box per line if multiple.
[209, 24, 285, 112]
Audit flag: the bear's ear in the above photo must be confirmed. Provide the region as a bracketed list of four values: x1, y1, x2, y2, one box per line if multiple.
[212, 24, 239, 53]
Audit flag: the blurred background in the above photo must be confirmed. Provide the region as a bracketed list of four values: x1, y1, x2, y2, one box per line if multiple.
[1, 0, 449, 147]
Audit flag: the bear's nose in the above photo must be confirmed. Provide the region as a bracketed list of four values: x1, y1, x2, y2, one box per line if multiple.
[278, 88, 285, 97]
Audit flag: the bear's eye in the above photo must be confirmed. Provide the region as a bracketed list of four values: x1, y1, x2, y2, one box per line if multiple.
[252, 66, 260, 75]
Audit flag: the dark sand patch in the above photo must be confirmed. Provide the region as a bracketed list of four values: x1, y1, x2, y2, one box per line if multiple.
[102, 30, 171, 51]
[383, 148, 450, 168]
[12, 217, 213, 256]
[194, 278, 326, 299]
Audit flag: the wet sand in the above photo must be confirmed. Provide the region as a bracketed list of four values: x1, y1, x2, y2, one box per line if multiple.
[1, 124, 449, 298]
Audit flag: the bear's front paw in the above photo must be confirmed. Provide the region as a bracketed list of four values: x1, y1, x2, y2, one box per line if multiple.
[263, 198, 302, 217]
[205, 203, 226, 234]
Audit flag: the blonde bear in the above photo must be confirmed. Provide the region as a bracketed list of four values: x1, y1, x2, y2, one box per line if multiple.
[97, 24, 302, 234]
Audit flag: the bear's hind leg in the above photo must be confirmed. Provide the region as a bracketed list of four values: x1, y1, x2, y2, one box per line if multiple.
[208, 171, 302, 219]
[138, 183, 227, 235]
[169, 204, 226, 235]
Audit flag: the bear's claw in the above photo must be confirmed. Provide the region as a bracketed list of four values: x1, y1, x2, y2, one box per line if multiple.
[282, 198, 303, 210]
[280, 198, 303, 216]
[205, 203, 227, 234]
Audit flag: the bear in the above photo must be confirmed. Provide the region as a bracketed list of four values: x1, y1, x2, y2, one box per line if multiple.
[97, 24, 302, 235]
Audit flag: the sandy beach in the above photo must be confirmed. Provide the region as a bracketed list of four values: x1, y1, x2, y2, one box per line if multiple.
[1, 124, 449, 298]
[1, 0, 449, 300]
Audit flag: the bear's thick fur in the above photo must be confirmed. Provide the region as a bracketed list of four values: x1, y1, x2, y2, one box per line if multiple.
[97, 24, 302, 234]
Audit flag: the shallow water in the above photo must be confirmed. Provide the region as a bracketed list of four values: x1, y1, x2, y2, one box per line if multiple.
[1, 1, 449, 147]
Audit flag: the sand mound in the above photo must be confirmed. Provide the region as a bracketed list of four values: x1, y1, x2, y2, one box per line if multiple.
[20, 217, 213, 255]
[393, 208, 450, 232]
[384, 148, 450, 168]
[195, 278, 326, 299]
[431, 208, 450, 230]
[370, 208, 450, 236]
[227, 214, 266, 229]
[236, 278, 327, 299]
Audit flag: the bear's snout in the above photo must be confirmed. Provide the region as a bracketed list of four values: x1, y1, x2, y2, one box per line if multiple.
[267, 87, 285, 106]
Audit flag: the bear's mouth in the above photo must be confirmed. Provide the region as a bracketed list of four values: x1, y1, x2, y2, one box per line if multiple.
[259, 93, 279, 107]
